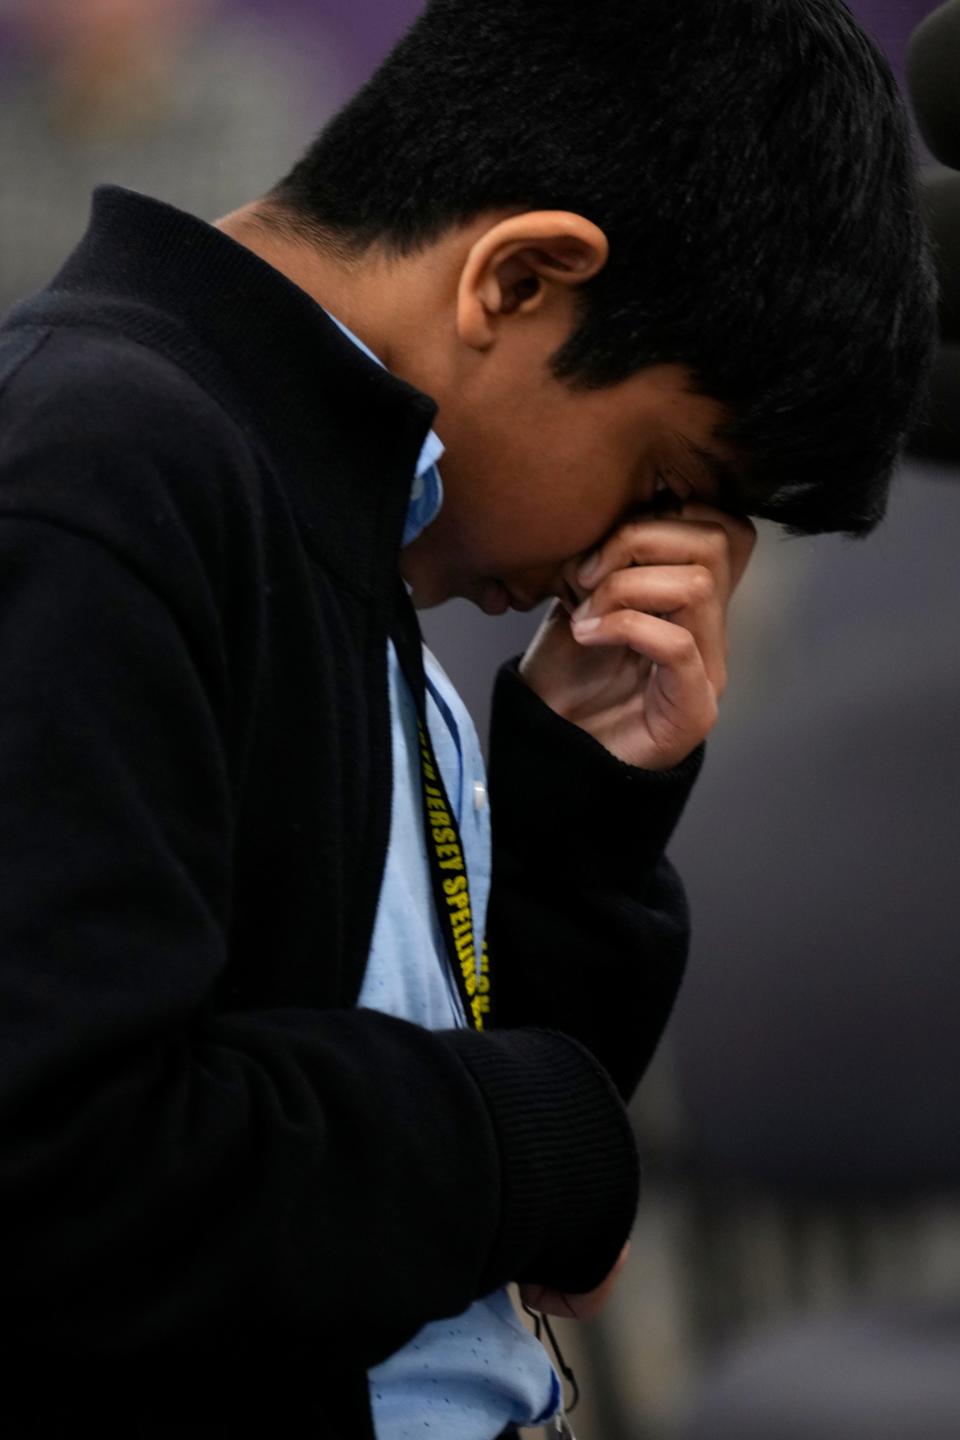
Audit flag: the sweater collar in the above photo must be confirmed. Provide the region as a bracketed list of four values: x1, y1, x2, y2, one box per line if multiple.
[14, 186, 440, 603]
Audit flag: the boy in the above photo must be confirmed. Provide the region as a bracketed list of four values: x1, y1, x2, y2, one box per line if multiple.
[0, 1, 934, 1437]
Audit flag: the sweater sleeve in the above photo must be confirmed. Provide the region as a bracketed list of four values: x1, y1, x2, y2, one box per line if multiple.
[0, 502, 635, 1372]
[486, 658, 704, 1101]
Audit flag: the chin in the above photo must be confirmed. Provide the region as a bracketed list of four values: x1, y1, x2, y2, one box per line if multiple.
[411, 575, 467, 611]
[475, 579, 511, 617]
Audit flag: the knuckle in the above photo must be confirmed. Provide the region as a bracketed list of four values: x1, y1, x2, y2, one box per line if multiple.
[670, 627, 699, 664]
[613, 609, 640, 640]
[600, 569, 630, 607]
[618, 519, 652, 556]
[705, 523, 730, 558]
[689, 564, 715, 603]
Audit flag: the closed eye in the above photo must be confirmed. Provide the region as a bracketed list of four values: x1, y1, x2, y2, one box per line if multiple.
[652, 473, 685, 515]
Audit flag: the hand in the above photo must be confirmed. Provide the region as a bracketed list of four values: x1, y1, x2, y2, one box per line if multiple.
[519, 503, 757, 770]
[519, 1243, 630, 1321]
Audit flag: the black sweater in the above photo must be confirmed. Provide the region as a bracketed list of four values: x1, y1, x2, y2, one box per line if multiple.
[0, 188, 702, 1438]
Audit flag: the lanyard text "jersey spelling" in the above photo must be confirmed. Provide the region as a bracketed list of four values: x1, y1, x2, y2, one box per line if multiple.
[391, 582, 492, 1031]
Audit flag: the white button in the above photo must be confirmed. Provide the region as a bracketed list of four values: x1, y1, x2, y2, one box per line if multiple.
[473, 781, 487, 812]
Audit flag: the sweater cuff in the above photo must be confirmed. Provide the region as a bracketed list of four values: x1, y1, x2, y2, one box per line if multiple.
[489, 658, 704, 886]
[444, 1026, 640, 1295]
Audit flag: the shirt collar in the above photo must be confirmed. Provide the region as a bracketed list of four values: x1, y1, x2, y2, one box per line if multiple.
[326, 313, 444, 548]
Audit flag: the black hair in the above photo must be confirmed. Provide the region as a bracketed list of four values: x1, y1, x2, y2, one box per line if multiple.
[271, 0, 937, 536]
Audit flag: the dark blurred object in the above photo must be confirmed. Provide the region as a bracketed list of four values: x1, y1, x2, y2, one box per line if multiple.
[921, 169, 960, 347]
[907, 0, 960, 168]
[668, 453, 960, 1437]
[905, 2, 960, 464]
[914, 336, 960, 460]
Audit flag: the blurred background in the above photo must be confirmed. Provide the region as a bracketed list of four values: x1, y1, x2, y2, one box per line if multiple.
[1, 1, 957, 1436]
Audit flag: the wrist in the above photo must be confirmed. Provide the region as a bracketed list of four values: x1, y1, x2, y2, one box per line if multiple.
[446, 1027, 640, 1294]
[491, 658, 705, 885]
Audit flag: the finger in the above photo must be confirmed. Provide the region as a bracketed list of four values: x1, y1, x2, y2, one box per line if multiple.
[582, 513, 747, 590]
[577, 508, 755, 595]
[573, 565, 727, 694]
[576, 518, 729, 594]
[573, 607, 702, 668]
[577, 562, 718, 619]
[680, 502, 757, 589]
[572, 610, 719, 753]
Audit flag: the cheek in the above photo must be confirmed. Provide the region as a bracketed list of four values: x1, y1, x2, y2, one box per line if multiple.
[478, 497, 614, 586]
[511, 473, 630, 564]
[444, 424, 636, 573]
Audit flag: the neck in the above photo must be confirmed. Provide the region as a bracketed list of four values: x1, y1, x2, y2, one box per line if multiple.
[214, 203, 408, 370]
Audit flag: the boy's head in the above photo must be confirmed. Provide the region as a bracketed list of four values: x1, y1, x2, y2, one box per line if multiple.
[259, 0, 936, 609]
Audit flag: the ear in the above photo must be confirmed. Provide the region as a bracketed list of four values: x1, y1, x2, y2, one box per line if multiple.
[456, 211, 609, 351]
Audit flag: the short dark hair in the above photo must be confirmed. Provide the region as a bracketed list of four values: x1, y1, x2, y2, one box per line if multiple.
[271, 0, 937, 536]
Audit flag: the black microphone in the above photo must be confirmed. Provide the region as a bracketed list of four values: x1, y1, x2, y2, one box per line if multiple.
[907, 0, 960, 170]
[908, 172, 960, 459]
[921, 167, 960, 346]
[910, 342, 960, 461]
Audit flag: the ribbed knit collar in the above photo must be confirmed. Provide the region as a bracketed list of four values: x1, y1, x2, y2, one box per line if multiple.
[9, 186, 440, 602]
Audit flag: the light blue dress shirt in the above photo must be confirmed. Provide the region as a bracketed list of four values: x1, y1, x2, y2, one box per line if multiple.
[327, 315, 561, 1439]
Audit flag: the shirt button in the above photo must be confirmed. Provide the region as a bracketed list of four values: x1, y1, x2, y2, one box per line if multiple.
[473, 781, 487, 813]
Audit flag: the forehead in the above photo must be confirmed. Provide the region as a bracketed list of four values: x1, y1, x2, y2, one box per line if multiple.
[611, 361, 726, 434]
